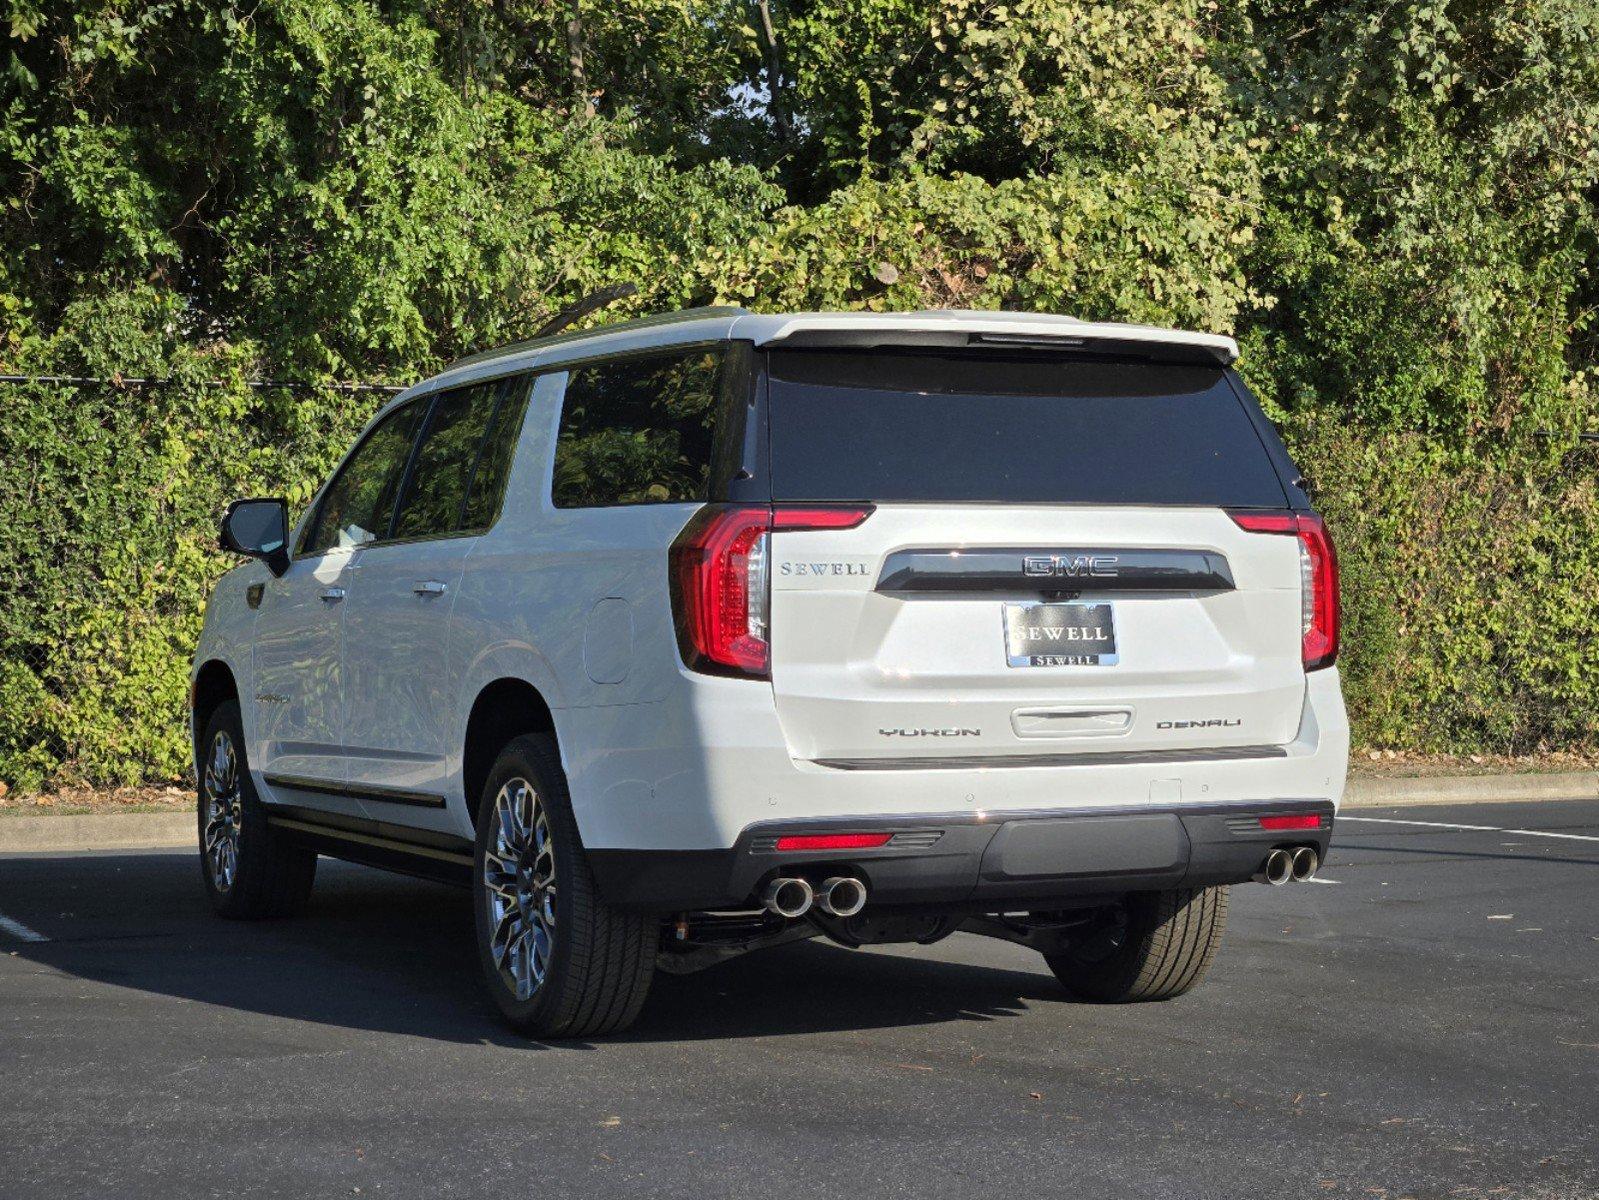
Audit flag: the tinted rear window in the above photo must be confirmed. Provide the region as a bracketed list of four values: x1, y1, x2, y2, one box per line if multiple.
[552, 349, 722, 507]
[767, 351, 1288, 507]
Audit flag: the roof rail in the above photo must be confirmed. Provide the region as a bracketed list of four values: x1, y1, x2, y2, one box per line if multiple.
[531, 282, 638, 341]
[444, 304, 751, 373]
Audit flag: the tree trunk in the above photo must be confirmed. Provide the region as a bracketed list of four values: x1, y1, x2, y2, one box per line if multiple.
[565, 0, 594, 120]
[752, 0, 790, 144]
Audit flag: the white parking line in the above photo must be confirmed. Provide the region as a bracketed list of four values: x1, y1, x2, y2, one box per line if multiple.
[1341, 816, 1599, 844]
[0, 913, 49, 943]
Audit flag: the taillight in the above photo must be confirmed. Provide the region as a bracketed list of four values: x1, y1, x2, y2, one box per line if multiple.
[773, 832, 894, 851]
[1258, 813, 1324, 831]
[670, 504, 873, 678]
[1228, 510, 1341, 671]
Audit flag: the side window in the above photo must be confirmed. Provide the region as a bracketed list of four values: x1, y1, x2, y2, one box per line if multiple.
[390, 381, 502, 540]
[304, 401, 426, 555]
[551, 348, 722, 508]
[460, 375, 533, 530]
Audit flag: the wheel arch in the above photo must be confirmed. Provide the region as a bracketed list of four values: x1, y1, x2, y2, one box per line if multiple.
[461, 677, 559, 826]
[191, 659, 240, 769]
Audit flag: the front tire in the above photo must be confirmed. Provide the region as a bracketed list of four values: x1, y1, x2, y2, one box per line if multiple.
[1044, 886, 1229, 1003]
[472, 734, 655, 1038]
[198, 699, 317, 918]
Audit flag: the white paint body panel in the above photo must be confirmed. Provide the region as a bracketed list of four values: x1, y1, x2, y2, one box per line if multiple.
[192, 309, 1345, 858]
[766, 506, 1306, 763]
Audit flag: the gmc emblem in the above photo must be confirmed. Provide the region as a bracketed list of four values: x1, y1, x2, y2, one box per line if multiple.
[1023, 554, 1119, 578]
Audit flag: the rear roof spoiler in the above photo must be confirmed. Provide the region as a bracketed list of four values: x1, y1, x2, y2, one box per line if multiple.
[737, 311, 1239, 366]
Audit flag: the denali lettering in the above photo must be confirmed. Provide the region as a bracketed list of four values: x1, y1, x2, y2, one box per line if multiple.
[1156, 719, 1243, 729]
[878, 727, 981, 738]
[1023, 554, 1119, 578]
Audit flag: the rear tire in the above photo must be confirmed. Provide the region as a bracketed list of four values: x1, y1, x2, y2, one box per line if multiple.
[472, 734, 655, 1038]
[198, 699, 317, 919]
[1044, 886, 1228, 1003]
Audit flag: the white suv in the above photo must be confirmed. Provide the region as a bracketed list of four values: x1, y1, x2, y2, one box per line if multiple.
[193, 308, 1348, 1037]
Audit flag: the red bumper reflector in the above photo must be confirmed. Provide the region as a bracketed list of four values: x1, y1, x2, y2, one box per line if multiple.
[774, 833, 894, 852]
[1258, 814, 1323, 831]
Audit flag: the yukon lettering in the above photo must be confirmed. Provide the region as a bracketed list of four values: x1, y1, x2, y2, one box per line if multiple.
[878, 727, 982, 738]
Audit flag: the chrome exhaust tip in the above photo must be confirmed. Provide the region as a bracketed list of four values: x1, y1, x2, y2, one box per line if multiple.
[1254, 848, 1294, 886]
[1290, 846, 1319, 882]
[761, 877, 815, 919]
[816, 876, 868, 918]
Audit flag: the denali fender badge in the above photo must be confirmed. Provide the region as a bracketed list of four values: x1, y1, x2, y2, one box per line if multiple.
[879, 727, 981, 738]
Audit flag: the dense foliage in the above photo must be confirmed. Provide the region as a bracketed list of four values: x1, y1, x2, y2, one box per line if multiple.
[2, 0, 1596, 789]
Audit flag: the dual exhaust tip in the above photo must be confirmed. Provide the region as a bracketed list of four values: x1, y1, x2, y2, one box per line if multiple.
[1255, 846, 1319, 886]
[761, 875, 867, 919]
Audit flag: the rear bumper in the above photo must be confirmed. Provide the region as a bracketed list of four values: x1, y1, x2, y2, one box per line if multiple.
[561, 667, 1348, 855]
[587, 798, 1335, 913]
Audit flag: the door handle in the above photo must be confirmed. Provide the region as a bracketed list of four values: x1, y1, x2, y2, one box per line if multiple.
[318, 587, 346, 603]
[413, 580, 448, 596]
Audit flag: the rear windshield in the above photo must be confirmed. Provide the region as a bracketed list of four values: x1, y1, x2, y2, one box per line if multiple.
[766, 350, 1288, 507]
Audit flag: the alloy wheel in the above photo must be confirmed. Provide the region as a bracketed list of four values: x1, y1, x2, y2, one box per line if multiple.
[482, 778, 557, 1002]
[202, 730, 243, 891]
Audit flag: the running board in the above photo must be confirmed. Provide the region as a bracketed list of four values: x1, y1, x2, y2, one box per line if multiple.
[265, 808, 473, 886]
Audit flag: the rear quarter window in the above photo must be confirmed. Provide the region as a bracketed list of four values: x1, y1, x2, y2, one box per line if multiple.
[766, 350, 1289, 507]
[551, 349, 723, 508]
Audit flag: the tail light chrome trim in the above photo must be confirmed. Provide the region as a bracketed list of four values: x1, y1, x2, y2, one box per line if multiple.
[1228, 510, 1341, 670]
[670, 504, 874, 679]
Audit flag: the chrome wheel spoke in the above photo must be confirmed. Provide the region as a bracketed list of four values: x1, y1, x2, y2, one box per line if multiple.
[484, 876, 519, 904]
[202, 730, 242, 893]
[482, 776, 556, 1003]
[491, 909, 521, 968]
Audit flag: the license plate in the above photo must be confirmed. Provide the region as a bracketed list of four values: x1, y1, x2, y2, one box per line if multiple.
[1003, 603, 1118, 667]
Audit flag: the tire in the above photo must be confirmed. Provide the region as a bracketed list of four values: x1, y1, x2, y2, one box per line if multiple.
[472, 734, 655, 1038]
[198, 699, 317, 919]
[1044, 886, 1229, 1003]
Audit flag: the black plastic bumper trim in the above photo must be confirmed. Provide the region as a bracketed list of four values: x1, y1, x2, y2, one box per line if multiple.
[587, 798, 1337, 913]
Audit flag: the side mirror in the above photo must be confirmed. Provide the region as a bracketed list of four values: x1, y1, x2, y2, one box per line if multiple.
[220, 498, 291, 577]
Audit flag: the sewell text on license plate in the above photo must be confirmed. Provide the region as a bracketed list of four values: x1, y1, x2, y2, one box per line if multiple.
[1003, 602, 1118, 667]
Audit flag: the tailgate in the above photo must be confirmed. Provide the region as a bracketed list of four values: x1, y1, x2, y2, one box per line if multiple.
[768, 505, 1305, 764]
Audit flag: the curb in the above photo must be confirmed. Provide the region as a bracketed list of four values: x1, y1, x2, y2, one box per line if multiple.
[1342, 771, 1597, 808]
[0, 812, 194, 854]
[1, 773, 1594, 854]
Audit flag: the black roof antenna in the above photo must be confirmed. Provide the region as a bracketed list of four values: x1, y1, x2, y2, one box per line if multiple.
[532, 282, 639, 340]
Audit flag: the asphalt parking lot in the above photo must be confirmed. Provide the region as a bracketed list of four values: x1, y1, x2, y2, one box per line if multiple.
[1, 798, 1595, 1200]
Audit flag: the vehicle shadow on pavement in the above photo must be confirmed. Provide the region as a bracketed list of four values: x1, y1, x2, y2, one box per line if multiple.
[1, 852, 1061, 1046]
[627, 942, 1061, 1042]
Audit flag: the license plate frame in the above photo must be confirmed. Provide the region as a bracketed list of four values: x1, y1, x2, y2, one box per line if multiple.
[1003, 602, 1119, 667]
